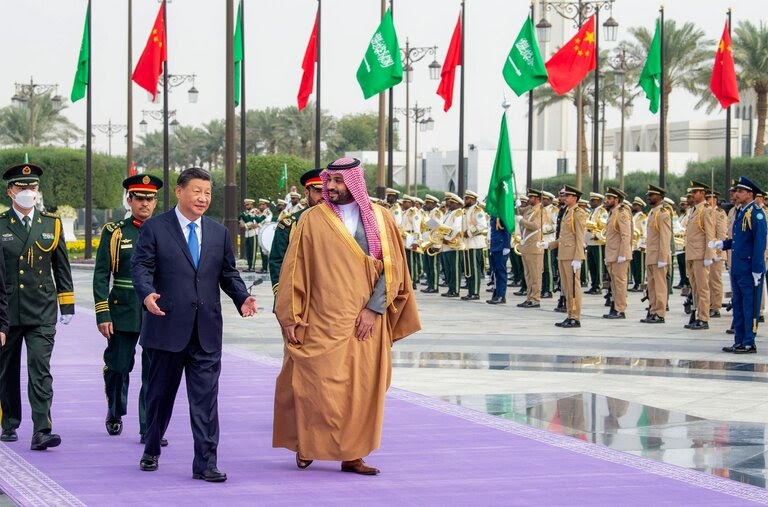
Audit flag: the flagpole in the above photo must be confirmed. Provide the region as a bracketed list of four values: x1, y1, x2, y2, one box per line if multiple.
[239, 0, 247, 257]
[225, 0, 238, 243]
[163, 0, 170, 211]
[592, 8, 600, 194]
[386, 0, 394, 192]
[127, 0, 133, 177]
[457, 0, 466, 196]
[658, 5, 665, 188]
[526, 1, 534, 190]
[85, 0, 93, 259]
[725, 7, 732, 196]
[315, 0, 322, 168]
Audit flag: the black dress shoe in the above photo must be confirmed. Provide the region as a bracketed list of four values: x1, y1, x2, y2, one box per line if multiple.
[560, 318, 581, 328]
[640, 314, 665, 324]
[628, 285, 640, 292]
[722, 344, 737, 353]
[485, 287, 495, 293]
[106, 416, 123, 436]
[0, 429, 17, 442]
[193, 467, 227, 483]
[420, 288, 438, 294]
[517, 300, 540, 308]
[602, 311, 626, 320]
[760, 316, 765, 323]
[140, 435, 169, 447]
[140, 453, 159, 471]
[726, 328, 735, 335]
[686, 320, 709, 330]
[30, 431, 61, 451]
[486, 297, 506, 305]
[710, 310, 721, 318]
[734, 344, 757, 354]
[541, 291, 553, 299]
[460, 294, 480, 301]
[441, 291, 459, 298]
[584, 288, 601, 295]
[673, 282, 684, 289]
[513, 289, 526, 296]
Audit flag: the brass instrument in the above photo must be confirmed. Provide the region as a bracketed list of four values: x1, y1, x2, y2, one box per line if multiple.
[417, 224, 462, 256]
[511, 232, 522, 256]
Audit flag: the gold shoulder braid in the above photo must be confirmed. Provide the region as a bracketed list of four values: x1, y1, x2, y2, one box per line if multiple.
[743, 206, 754, 232]
[109, 224, 123, 273]
[27, 217, 62, 268]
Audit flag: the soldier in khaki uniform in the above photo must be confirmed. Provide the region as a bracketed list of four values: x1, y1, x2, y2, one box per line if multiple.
[540, 185, 586, 328]
[684, 181, 717, 330]
[461, 190, 487, 301]
[707, 191, 728, 318]
[641, 185, 672, 323]
[518, 188, 544, 308]
[602, 187, 632, 319]
[385, 188, 403, 228]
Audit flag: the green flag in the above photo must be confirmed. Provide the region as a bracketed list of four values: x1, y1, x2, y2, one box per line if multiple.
[356, 9, 402, 99]
[70, 5, 89, 103]
[638, 19, 662, 114]
[486, 113, 516, 233]
[502, 17, 548, 96]
[234, 2, 243, 107]
[279, 164, 288, 190]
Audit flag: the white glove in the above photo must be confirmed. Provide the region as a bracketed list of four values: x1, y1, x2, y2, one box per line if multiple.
[571, 260, 581, 271]
[617, 256, 627, 263]
[502, 248, 510, 256]
[657, 261, 667, 268]
[60, 314, 73, 325]
[515, 199, 521, 207]
[708, 240, 724, 249]
[703, 259, 713, 267]
[754, 273, 762, 286]
[536, 241, 548, 249]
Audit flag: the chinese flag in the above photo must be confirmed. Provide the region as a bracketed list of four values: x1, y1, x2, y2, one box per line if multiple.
[132, 4, 166, 101]
[710, 21, 739, 109]
[437, 14, 462, 112]
[545, 16, 596, 96]
[297, 10, 319, 111]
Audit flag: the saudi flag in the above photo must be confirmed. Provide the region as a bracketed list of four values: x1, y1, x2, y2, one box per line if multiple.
[638, 19, 662, 114]
[356, 9, 402, 99]
[279, 164, 288, 189]
[234, 2, 243, 107]
[502, 17, 548, 96]
[70, 5, 89, 103]
[486, 113, 516, 233]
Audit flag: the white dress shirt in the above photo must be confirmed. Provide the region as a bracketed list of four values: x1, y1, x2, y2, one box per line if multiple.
[337, 202, 360, 236]
[13, 206, 35, 224]
[174, 206, 203, 250]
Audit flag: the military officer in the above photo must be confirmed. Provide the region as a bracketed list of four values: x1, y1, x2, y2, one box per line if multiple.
[253, 198, 273, 273]
[239, 198, 258, 272]
[461, 190, 487, 301]
[684, 181, 717, 330]
[707, 191, 727, 318]
[539, 185, 587, 328]
[510, 196, 529, 294]
[385, 188, 403, 228]
[541, 191, 557, 298]
[714, 177, 766, 353]
[641, 185, 672, 324]
[629, 197, 648, 292]
[285, 192, 303, 215]
[0, 163, 73, 450]
[440, 193, 464, 298]
[585, 193, 607, 294]
[675, 196, 692, 289]
[602, 188, 632, 319]
[269, 169, 324, 298]
[518, 188, 545, 308]
[93, 174, 166, 446]
[421, 195, 443, 293]
[402, 195, 422, 289]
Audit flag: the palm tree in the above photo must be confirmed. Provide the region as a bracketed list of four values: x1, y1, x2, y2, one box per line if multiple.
[0, 92, 82, 147]
[629, 20, 713, 174]
[733, 21, 768, 156]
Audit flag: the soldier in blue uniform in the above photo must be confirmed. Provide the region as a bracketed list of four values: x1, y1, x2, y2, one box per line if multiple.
[486, 216, 511, 304]
[712, 177, 767, 354]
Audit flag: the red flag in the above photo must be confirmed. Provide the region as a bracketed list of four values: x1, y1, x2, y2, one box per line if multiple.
[710, 21, 739, 109]
[297, 11, 319, 111]
[437, 14, 462, 112]
[129, 161, 136, 177]
[545, 16, 596, 96]
[132, 4, 166, 101]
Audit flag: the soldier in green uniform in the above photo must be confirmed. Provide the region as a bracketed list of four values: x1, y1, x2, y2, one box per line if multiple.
[269, 169, 324, 299]
[0, 163, 74, 451]
[254, 199, 273, 273]
[93, 174, 166, 446]
[238, 199, 257, 272]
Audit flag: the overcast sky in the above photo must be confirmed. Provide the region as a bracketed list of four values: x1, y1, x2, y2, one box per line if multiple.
[0, 0, 763, 157]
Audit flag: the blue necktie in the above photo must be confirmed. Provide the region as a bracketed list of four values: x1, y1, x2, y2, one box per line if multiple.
[187, 223, 199, 268]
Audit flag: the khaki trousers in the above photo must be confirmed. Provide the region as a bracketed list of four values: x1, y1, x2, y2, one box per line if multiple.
[559, 259, 582, 320]
[646, 264, 668, 317]
[687, 259, 711, 322]
[709, 259, 724, 312]
[523, 253, 543, 303]
[607, 261, 629, 313]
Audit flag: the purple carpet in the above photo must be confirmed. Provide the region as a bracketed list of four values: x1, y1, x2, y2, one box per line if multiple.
[0, 312, 766, 506]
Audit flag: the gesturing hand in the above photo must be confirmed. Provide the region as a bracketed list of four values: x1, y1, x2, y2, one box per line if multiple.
[355, 308, 377, 341]
[0, 332, 5, 347]
[144, 293, 166, 316]
[241, 296, 259, 317]
[283, 321, 308, 345]
[97, 322, 114, 339]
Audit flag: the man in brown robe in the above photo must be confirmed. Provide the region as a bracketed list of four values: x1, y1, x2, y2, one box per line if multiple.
[273, 157, 420, 476]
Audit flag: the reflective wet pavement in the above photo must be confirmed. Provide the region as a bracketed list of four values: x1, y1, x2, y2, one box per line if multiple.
[443, 391, 768, 489]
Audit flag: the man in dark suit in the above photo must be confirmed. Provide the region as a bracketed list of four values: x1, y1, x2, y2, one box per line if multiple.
[132, 167, 257, 482]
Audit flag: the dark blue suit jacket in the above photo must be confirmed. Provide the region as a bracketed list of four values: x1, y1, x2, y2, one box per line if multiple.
[723, 201, 767, 276]
[132, 210, 250, 353]
[489, 216, 512, 253]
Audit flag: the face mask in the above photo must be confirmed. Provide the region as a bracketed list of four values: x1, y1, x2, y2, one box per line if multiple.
[13, 189, 38, 209]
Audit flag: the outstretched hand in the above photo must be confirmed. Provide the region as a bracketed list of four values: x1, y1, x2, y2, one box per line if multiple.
[144, 293, 166, 316]
[241, 296, 258, 317]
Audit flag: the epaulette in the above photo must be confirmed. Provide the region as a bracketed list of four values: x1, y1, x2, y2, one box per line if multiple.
[0, 211, 7, 219]
[277, 216, 294, 230]
[102, 222, 117, 233]
[40, 210, 59, 218]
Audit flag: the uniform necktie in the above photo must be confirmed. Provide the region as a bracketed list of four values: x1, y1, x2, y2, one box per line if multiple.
[187, 223, 199, 268]
[22, 216, 31, 232]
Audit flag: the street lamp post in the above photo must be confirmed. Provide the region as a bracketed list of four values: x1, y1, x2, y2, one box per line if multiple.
[606, 45, 639, 191]
[394, 104, 432, 196]
[536, 0, 618, 192]
[93, 120, 127, 157]
[11, 77, 63, 146]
